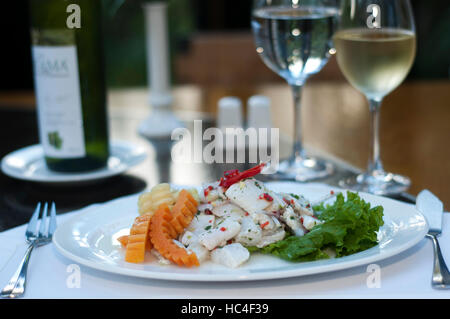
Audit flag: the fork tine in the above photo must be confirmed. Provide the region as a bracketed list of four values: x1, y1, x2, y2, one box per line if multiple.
[38, 202, 49, 237]
[26, 202, 41, 236]
[47, 202, 57, 237]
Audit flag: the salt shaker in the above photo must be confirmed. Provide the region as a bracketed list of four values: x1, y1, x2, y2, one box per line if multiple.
[217, 97, 244, 131]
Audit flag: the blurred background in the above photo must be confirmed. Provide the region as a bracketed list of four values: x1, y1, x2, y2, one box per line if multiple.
[2, 0, 449, 91]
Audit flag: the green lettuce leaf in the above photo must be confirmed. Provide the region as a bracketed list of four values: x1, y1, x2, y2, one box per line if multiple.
[249, 191, 384, 262]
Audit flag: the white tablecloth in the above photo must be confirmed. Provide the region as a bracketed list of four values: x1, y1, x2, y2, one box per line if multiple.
[1, 196, 449, 299]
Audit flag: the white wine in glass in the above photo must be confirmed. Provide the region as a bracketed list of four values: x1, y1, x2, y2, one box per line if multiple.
[335, 0, 416, 195]
[334, 28, 416, 99]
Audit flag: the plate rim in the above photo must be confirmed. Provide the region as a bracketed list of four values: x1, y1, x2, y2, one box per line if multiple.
[0, 140, 147, 183]
[52, 183, 429, 282]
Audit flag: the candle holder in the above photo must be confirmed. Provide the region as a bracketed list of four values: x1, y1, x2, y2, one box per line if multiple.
[138, 1, 184, 155]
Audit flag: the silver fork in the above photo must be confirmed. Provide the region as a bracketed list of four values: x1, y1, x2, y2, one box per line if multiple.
[1, 202, 57, 298]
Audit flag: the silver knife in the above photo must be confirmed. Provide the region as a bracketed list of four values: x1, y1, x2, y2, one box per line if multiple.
[416, 190, 450, 289]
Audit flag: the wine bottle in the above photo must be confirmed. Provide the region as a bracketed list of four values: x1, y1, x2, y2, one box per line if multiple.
[29, 0, 109, 172]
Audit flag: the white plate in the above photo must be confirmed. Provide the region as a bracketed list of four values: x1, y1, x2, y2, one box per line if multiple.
[52, 182, 428, 282]
[1, 140, 147, 184]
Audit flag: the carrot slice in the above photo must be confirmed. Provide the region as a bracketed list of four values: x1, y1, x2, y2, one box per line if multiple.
[117, 235, 128, 248]
[149, 203, 199, 267]
[125, 242, 146, 263]
[170, 189, 198, 233]
[124, 213, 153, 263]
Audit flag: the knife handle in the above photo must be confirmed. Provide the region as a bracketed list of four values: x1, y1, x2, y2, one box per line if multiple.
[427, 233, 450, 289]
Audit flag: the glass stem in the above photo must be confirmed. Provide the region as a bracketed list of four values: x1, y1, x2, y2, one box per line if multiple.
[367, 98, 384, 174]
[291, 84, 306, 160]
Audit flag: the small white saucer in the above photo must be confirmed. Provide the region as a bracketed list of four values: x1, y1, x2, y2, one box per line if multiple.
[1, 140, 147, 184]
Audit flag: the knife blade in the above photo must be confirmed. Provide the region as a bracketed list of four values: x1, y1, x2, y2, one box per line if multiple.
[416, 190, 444, 234]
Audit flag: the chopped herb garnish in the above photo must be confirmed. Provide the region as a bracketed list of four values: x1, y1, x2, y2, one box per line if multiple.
[290, 193, 300, 200]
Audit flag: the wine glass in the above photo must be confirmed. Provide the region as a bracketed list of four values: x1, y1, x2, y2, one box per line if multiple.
[334, 0, 416, 195]
[251, 0, 339, 181]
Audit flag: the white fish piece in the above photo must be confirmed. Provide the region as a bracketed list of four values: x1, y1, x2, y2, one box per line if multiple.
[302, 215, 323, 230]
[252, 212, 277, 231]
[151, 249, 172, 265]
[257, 229, 286, 248]
[200, 181, 221, 202]
[212, 202, 245, 217]
[281, 192, 314, 217]
[265, 191, 287, 213]
[186, 213, 215, 235]
[211, 243, 250, 268]
[235, 216, 262, 246]
[187, 241, 210, 263]
[281, 206, 305, 236]
[225, 178, 271, 214]
[197, 203, 213, 213]
[179, 230, 198, 246]
[199, 219, 241, 250]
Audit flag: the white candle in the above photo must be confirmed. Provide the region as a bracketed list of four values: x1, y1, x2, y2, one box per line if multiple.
[143, 2, 173, 107]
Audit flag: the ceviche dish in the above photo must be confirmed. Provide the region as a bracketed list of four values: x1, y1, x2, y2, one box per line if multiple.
[117, 164, 384, 268]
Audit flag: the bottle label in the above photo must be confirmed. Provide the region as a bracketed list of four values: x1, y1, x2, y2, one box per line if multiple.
[32, 45, 86, 158]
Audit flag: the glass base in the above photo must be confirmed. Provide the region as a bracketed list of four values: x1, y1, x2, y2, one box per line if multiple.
[339, 170, 411, 196]
[272, 156, 334, 182]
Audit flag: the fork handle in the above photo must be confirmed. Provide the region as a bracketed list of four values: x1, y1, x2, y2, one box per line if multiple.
[1, 243, 35, 298]
[427, 233, 450, 289]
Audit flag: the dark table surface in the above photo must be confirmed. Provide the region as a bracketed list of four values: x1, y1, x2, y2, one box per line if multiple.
[1, 81, 448, 231]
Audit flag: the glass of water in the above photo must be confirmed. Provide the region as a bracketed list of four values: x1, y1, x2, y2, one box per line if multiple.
[334, 0, 416, 195]
[251, 0, 339, 182]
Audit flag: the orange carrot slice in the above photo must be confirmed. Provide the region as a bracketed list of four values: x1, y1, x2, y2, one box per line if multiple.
[170, 189, 198, 233]
[149, 203, 199, 267]
[124, 213, 153, 263]
[117, 235, 128, 248]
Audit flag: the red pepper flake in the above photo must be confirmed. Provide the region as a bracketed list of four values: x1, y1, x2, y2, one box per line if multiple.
[330, 190, 335, 195]
[300, 217, 304, 224]
[209, 220, 213, 223]
[290, 199, 295, 205]
[227, 239, 233, 245]
[204, 209, 213, 215]
[203, 185, 214, 197]
[260, 221, 270, 229]
[259, 193, 273, 202]
[306, 204, 311, 209]
[220, 227, 227, 232]
[244, 212, 249, 216]
[283, 197, 290, 205]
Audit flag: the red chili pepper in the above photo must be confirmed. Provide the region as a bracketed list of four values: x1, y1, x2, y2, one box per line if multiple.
[260, 221, 270, 229]
[219, 163, 266, 189]
[223, 169, 239, 178]
[220, 227, 227, 232]
[259, 193, 273, 202]
[204, 209, 213, 215]
[300, 217, 304, 224]
[244, 212, 249, 216]
[330, 190, 335, 195]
